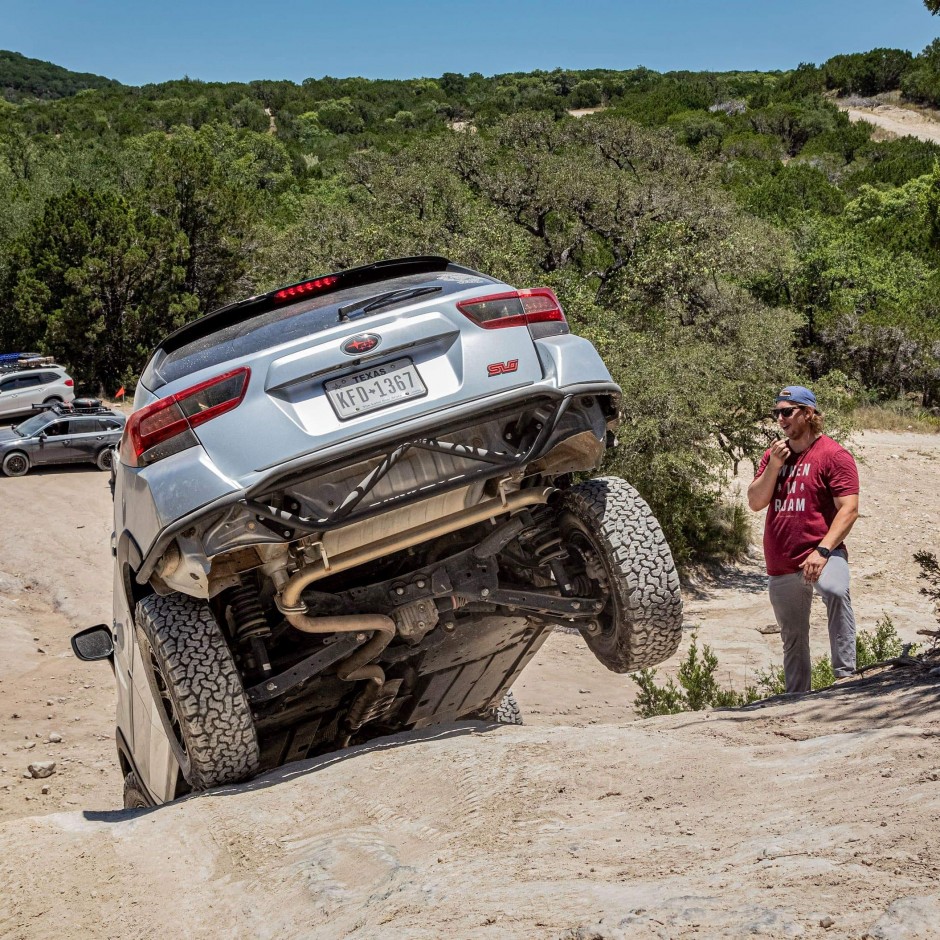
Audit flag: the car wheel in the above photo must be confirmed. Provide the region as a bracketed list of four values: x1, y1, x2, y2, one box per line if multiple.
[560, 477, 683, 673]
[41, 396, 62, 405]
[123, 771, 151, 809]
[2, 451, 30, 477]
[135, 593, 260, 791]
[476, 690, 523, 725]
[96, 446, 114, 471]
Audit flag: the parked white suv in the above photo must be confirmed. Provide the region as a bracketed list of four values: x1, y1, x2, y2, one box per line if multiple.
[0, 358, 75, 419]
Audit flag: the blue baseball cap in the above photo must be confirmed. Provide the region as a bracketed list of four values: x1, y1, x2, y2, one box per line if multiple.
[776, 385, 818, 410]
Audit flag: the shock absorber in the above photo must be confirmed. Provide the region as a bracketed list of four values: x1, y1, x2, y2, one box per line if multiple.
[520, 506, 574, 596]
[229, 584, 273, 678]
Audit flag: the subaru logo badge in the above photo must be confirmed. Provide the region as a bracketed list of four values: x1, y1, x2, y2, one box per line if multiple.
[342, 333, 381, 356]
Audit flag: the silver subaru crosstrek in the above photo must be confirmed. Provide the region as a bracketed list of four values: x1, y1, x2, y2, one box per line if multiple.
[72, 256, 683, 808]
[0, 359, 75, 420]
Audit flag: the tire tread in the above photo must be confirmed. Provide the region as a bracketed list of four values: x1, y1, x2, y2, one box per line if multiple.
[136, 594, 259, 790]
[479, 690, 523, 725]
[562, 477, 683, 672]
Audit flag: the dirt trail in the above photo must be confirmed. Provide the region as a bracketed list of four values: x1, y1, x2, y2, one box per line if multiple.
[837, 99, 940, 145]
[0, 432, 938, 937]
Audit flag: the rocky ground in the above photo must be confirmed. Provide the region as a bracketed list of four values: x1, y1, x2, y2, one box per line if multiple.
[0, 430, 938, 939]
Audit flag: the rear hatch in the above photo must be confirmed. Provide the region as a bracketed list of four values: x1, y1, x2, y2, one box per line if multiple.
[133, 259, 566, 483]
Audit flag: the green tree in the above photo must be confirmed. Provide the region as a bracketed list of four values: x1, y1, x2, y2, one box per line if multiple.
[315, 98, 365, 135]
[1, 188, 194, 392]
[823, 49, 914, 96]
[785, 218, 940, 403]
[902, 38, 940, 106]
[133, 125, 288, 312]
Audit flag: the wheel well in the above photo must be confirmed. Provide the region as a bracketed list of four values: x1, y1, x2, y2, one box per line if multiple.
[115, 531, 154, 613]
[122, 562, 154, 611]
[117, 748, 132, 779]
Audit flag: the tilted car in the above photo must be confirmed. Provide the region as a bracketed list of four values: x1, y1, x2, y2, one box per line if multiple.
[0, 357, 75, 419]
[72, 256, 683, 808]
[0, 398, 125, 476]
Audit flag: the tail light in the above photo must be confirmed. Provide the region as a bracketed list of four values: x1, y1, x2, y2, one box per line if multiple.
[120, 367, 250, 468]
[456, 288, 569, 339]
[64, 379, 74, 387]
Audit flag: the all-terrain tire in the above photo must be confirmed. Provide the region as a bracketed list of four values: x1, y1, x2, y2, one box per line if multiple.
[478, 690, 523, 725]
[560, 477, 682, 673]
[95, 446, 114, 471]
[123, 771, 151, 809]
[2, 451, 30, 477]
[135, 593, 260, 791]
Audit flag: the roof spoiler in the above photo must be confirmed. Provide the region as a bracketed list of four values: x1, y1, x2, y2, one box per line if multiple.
[156, 256, 456, 357]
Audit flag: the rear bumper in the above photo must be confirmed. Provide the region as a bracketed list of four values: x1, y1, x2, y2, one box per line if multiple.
[120, 378, 620, 585]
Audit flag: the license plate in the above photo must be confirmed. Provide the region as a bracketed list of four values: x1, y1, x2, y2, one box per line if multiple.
[325, 358, 427, 420]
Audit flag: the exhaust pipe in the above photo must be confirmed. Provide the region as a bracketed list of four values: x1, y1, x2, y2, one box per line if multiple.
[280, 612, 395, 683]
[278, 487, 554, 605]
[276, 487, 553, 716]
[282, 611, 394, 747]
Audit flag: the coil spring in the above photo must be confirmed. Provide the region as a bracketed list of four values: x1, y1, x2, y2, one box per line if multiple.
[229, 584, 270, 642]
[521, 505, 568, 565]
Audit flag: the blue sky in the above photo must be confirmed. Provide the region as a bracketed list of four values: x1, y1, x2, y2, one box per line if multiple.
[4, 0, 938, 85]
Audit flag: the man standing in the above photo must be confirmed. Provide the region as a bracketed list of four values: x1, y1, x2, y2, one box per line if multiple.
[747, 386, 860, 693]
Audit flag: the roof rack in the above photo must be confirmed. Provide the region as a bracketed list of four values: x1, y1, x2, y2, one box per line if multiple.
[0, 353, 58, 373]
[0, 351, 42, 363]
[31, 398, 115, 417]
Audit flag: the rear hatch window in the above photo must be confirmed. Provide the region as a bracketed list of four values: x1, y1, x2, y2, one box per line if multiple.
[146, 271, 496, 390]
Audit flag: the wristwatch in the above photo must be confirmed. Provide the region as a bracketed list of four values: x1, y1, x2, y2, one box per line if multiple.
[816, 545, 832, 559]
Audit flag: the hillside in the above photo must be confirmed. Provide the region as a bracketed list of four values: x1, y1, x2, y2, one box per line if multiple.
[1, 46, 940, 561]
[0, 50, 119, 102]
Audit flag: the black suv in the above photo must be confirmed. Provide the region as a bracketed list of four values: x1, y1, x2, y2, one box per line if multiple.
[0, 398, 126, 476]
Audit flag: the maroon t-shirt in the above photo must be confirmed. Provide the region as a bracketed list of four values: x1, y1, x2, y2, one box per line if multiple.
[755, 435, 860, 576]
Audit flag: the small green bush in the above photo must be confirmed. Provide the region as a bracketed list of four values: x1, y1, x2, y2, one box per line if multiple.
[858, 614, 907, 663]
[753, 663, 786, 696]
[633, 633, 757, 716]
[634, 616, 911, 716]
[632, 669, 687, 717]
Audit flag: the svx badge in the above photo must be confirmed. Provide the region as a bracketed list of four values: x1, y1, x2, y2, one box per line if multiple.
[342, 333, 381, 356]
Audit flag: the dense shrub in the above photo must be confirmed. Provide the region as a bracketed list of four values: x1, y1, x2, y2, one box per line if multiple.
[744, 163, 846, 221]
[842, 137, 940, 194]
[902, 38, 940, 107]
[823, 48, 914, 96]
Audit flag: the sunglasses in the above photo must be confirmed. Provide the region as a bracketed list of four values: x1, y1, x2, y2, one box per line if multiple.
[772, 406, 802, 418]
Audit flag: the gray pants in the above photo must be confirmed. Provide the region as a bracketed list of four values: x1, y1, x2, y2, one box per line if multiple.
[768, 550, 857, 693]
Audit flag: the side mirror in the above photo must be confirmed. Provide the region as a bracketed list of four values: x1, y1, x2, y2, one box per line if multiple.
[37, 432, 47, 441]
[71, 624, 114, 662]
